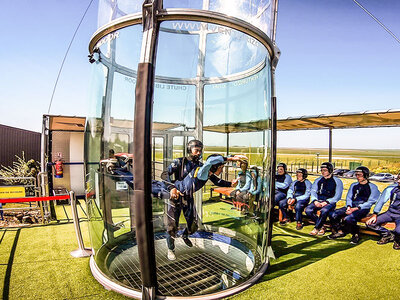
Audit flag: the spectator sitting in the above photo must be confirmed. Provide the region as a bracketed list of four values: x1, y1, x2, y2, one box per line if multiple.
[306, 162, 343, 236]
[328, 166, 380, 244]
[229, 160, 252, 208]
[274, 163, 292, 206]
[248, 166, 262, 215]
[366, 173, 400, 250]
[279, 168, 312, 230]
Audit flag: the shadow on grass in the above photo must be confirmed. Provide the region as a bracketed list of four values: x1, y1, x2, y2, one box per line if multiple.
[261, 225, 376, 282]
[3, 228, 21, 300]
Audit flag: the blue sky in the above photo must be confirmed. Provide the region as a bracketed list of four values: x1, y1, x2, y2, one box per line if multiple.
[276, 0, 400, 149]
[0, 0, 399, 149]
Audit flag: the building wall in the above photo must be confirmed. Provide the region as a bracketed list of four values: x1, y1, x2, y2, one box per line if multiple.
[0, 124, 41, 167]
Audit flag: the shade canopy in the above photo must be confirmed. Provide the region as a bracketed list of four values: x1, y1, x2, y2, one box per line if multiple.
[278, 109, 400, 131]
[203, 109, 400, 134]
[47, 115, 183, 132]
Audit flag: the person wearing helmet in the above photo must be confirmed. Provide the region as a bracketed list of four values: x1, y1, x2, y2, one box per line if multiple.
[275, 163, 293, 206]
[248, 166, 263, 216]
[366, 173, 400, 250]
[164, 140, 204, 259]
[166, 153, 246, 260]
[229, 160, 252, 211]
[106, 153, 169, 199]
[305, 162, 343, 236]
[279, 168, 312, 229]
[166, 139, 203, 189]
[328, 166, 380, 244]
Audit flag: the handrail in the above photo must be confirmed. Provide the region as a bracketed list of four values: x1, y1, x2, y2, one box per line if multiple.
[69, 191, 92, 258]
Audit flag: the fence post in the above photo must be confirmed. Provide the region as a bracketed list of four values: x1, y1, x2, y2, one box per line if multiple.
[69, 191, 92, 258]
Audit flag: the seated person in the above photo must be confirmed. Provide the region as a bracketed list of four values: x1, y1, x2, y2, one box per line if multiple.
[248, 166, 263, 215]
[279, 168, 311, 230]
[230, 160, 252, 206]
[305, 162, 343, 236]
[366, 173, 400, 250]
[328, 166, 380, 244]
[275, 163, 292, 206]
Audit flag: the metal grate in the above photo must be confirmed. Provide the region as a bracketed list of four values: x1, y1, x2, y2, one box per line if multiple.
[108, 236, 256, 296]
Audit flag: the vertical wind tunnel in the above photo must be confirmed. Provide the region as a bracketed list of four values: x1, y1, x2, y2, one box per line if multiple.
[84, 0, 280, 298]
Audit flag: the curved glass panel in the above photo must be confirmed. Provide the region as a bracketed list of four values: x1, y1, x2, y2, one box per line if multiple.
[164, 0, 275, 37]
[97, 0, 142, 28]
[85, 24, 141, 293]
[157, 23, 200, 78]
[152, 19, 272, 297]
[88, 1, 276, 298]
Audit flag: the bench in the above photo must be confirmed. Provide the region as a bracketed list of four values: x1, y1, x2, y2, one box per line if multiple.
[210, 187, 250, 211]
[278, 203, 395, 236]
[358, 215, 395, 236]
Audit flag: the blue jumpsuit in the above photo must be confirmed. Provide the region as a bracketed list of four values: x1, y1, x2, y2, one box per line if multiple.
[367, 183, 400, 239]
[230, 170, 252, 203]
[165, 155, 232, 250]
[174, 155, 232, 196]
[275, 173, 292, 206]
[279, 179, 312, 222]
[113, 168, 169, 199]
[330, 182, 380, 234]
[305, 176, 343, 230]
[165, 157, 202, 250]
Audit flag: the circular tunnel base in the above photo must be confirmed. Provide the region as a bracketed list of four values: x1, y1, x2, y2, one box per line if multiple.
[97, 231, 258, 298]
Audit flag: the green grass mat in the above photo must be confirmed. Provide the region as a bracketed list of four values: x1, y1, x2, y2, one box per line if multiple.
[1, 219, 399, 299]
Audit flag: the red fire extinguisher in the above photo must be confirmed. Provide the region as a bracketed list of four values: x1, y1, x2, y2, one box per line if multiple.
[54, 159, 63, 178]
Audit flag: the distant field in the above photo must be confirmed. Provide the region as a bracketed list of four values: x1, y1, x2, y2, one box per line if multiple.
[276, 147, 400, 174]
[154, 145, 400, 174]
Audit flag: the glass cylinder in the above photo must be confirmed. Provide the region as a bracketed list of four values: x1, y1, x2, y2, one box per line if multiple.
[85, 0, 278, 298]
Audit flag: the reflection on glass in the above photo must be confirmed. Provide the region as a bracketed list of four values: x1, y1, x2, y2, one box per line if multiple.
[87, 0, 275, 296]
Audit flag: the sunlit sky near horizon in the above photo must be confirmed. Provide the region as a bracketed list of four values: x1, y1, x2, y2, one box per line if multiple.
[0, 0, 399, 150]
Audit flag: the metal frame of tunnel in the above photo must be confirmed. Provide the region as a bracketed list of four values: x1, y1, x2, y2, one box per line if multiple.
[88, 1, 280, 299]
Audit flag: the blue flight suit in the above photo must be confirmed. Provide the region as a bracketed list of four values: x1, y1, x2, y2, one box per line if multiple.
[279, 179, 312, 222]
[305, 176, 343, 230]
[275, 173, 292, 206]
[114, 167, 170, 199]
[166, 155, 231, 250]
[330, 182, 380, 234]
[174, 155, 232, 196]
[165, 157, 202, 250]
[249, 170, 262, 199]
[367, 184, 400, 238]
[230, 169, 252, 203]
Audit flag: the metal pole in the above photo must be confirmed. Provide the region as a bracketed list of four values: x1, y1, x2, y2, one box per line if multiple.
[225, 133, 230, 181]
[328, 127, 333, 163]
[69, 191, 92, 258]
[133, 1, 161, 298]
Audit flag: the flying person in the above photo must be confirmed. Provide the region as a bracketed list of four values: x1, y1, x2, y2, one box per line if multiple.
[166, 153, 246, 260]
[164, 140, 204, 259]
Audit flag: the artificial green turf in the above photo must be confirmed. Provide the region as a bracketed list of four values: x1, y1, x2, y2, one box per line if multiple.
[1, 217, 399, 299]
[232, 222, 400, 300]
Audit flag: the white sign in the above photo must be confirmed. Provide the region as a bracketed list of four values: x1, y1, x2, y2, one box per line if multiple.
[116, 181, 128, 191]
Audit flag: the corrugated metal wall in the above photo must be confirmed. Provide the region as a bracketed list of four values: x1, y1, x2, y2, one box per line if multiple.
[0, 124, 41, 167]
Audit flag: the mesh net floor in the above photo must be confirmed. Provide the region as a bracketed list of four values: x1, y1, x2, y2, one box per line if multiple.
[108, 235, 255, 296]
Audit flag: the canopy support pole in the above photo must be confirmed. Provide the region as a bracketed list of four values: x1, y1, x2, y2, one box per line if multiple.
[328, 127, 333, 163]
